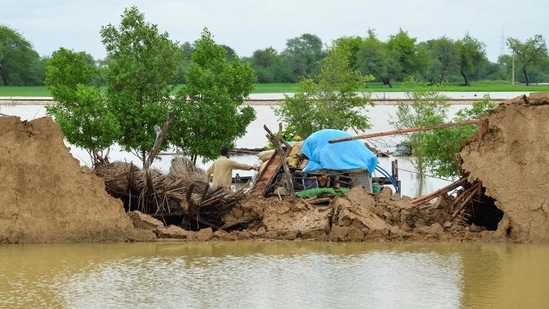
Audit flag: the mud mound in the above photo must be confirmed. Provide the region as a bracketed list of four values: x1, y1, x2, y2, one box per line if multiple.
[0, 116, 154, 243]
[209, 185, 495, 242]
[461, 92, 549, 242]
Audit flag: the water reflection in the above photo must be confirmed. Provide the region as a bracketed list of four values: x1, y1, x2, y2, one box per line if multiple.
[2, 242, 548, 308]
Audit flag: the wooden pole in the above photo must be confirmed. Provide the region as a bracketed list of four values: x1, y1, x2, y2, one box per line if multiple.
[264, 123, 295, 197]
[146, 112, 175, 169]
[410, 177, 467, 206]
[329, 119, 481, 143]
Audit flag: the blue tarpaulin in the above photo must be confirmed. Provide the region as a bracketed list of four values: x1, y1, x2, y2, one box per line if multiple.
[301, 129, 378, 174]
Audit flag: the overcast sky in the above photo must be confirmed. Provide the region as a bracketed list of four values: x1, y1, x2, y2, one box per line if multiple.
[3, 0, 548, 62]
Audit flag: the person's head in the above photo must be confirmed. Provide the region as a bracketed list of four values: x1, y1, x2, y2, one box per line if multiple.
[220, 146, 230, 157]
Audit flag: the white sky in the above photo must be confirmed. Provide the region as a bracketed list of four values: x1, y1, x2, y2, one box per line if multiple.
[2, 0, 548, 62]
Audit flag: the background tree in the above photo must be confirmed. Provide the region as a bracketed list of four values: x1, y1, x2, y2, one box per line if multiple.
[356, 29, 392, 87]
[389, 78, 450, 185]
[274, 41, 374, 138]
[44, 48, 120, 166]
[455, 33, 488, 86]
[177, 41, 193, 84]
[100, 6, 184, 167]
[281, 33, 325, 79]
[220, 44, 236, 61]
[390, 79, 496, 180]
[507, 34, 549, 85]
[423, 36, 460, 84]
[386, 29, 428, 81]
[172, 28, 256, 163]
[0, 25, 43, 86]
[332, 36, 364, 71]
[248, 47, 294, 83]
[417, 95, 496, 178]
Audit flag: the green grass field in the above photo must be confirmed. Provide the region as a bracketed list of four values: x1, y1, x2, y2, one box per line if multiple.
[1, 81, 549, 97]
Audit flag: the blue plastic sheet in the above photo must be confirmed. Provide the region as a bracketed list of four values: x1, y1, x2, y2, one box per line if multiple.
[301, 129, 378, 174]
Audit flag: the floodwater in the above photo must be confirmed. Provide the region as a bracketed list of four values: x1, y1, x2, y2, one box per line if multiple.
[1, 241, 549, 308]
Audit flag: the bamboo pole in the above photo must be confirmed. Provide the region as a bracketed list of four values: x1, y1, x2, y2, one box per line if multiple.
[410, 177, 467, 206]
[329, 119, 481, 143]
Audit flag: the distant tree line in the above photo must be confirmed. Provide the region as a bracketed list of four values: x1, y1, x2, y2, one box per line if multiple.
[1, 23, 548, 87]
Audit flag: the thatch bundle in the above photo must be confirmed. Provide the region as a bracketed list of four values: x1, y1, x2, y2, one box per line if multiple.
[94, 157, 247, 231]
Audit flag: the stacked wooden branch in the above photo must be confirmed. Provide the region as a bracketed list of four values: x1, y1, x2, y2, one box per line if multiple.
[181, 183, 245, 230]
[410, 177, 484, 225]
[96, 156, 246, 231]
[451, 180, 482, 221]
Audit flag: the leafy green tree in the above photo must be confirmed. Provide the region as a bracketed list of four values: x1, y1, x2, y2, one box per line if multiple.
[423, 36, 460, 84]
[390, 79, 497, 179]
[274, 42, 374, 138]
[332, 36, 364, 72]
[177, 41, 193, 84]
[172, 28, 256, 163]
[389, 78, 450, 179]
[418, 95, 496, 178]
[356, 29, 393, 87]
[220, 44, 236, 61]
[44, 48, 120, 166]
[481, 61, 506, 81]
[249, 47, 294, 83]
[507, 34, 549, 85]
[281, 33, 325, 79]
[0, 25, 42, 86]
[100, 6, 184, 167]
[386, 29, 428, 81]
[456, 33, 488, 86]
[249, 48, 275, 82]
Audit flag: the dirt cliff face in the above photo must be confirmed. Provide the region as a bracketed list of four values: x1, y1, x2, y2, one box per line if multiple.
[0, 116, 153, 243]
[460, 92, 549, 242]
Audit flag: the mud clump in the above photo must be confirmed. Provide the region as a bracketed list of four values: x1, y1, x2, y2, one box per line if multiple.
[0, 116, 154, 243]
[1, 92, 548, 243]
[460, 92, 549, 242]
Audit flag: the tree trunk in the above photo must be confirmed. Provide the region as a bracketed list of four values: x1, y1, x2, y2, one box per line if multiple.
[460, 70, 470, 86]
[382, 77, 392, 88]
[523, 68, 530, 85]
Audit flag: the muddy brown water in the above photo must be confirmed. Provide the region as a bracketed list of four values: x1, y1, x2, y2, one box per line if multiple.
[1, 241, 548, 308]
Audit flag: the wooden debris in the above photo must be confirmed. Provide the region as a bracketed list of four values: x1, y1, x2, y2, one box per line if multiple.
[411, 177, 467, 206]
[451, 180, 482, 221]
[263, 123, 295, 197]
[96, 156, 246, 232]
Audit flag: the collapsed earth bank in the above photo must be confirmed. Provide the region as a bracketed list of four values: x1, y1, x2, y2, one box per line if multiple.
[1, 92, 548, 243]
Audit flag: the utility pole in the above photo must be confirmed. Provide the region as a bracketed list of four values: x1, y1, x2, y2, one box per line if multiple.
[512, 52, 515, 86]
